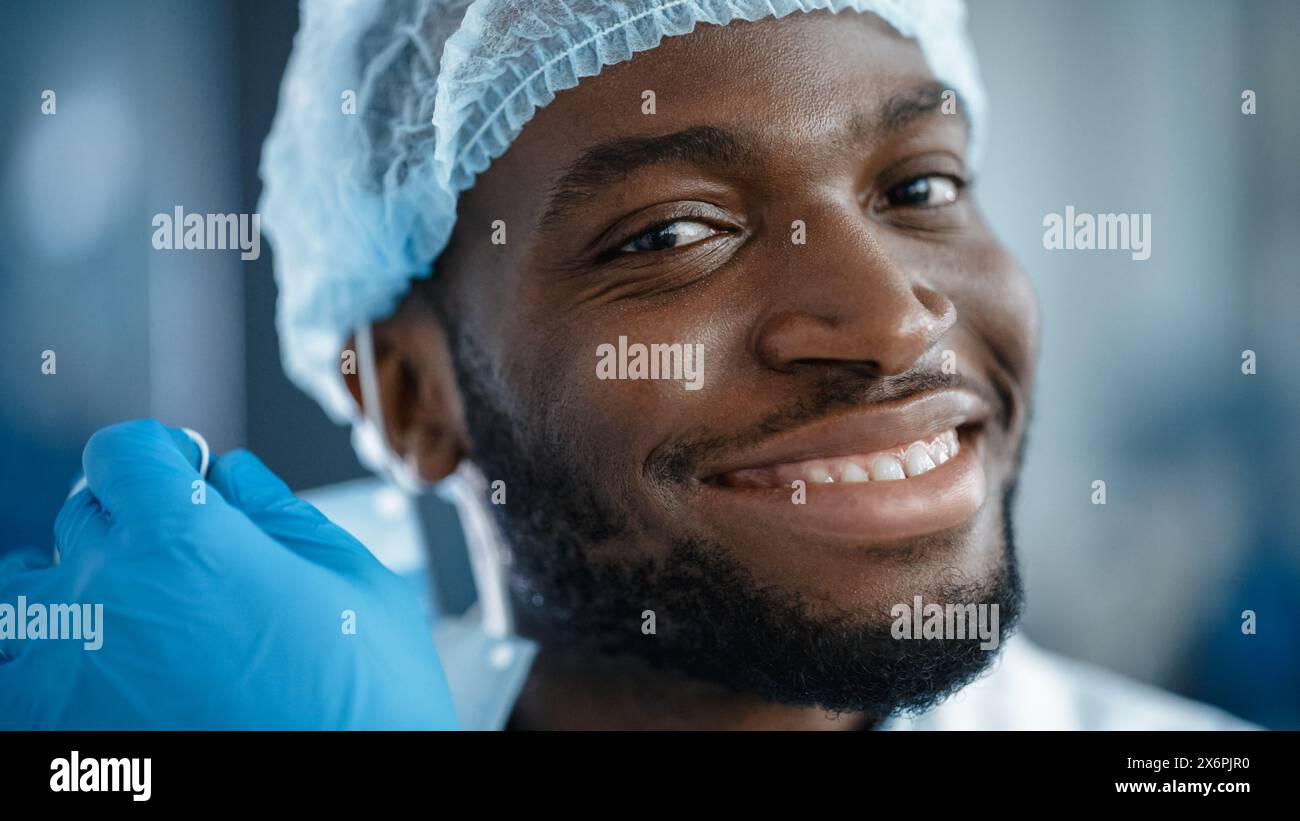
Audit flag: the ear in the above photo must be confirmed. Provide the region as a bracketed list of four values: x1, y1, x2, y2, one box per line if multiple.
[342, 306, 468, 484]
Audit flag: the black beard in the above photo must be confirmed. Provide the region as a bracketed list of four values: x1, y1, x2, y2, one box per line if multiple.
[446, 326, 1025, 720]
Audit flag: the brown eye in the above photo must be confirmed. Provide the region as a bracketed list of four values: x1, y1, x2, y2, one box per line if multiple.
[619, 220, 721, 253]
[882, 175, 963, 209]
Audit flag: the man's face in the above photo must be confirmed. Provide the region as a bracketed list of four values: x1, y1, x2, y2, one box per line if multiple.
[427, 11, 1038, 716]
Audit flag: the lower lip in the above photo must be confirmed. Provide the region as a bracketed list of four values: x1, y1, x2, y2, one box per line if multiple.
[694, 429, 988, 544]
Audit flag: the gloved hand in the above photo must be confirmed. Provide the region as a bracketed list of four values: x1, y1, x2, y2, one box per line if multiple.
[0, 419, 459, 729]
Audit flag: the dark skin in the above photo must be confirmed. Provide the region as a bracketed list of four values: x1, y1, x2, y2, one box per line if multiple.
[346, 11, 1039, 730]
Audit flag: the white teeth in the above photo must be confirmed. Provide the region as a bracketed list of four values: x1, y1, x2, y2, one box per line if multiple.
[807, 464, 834, 483]
[841, 462, 871, 483]
[737, 427, 964, 488]
[930, 437, 951, 465]
[869, 455, 905, 481]
[904, 442, 937, 477]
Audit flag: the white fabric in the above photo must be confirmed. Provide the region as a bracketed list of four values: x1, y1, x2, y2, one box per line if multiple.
[883, 636, 1255, 731]
[259, 0, 986, 434]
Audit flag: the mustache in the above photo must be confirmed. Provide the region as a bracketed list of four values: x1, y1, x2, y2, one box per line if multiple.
[649, 369, 1012, 484]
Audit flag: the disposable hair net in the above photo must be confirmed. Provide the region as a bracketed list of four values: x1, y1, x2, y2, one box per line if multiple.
[259, 0, 986, 460]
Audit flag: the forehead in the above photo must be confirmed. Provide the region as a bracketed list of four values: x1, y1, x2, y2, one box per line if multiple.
[461, 10, 939, 214]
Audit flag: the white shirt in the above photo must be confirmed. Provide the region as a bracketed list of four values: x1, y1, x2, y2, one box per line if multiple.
[881, 636, 1254, 730]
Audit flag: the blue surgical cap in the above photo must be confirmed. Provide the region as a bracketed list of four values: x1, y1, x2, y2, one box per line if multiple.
[258, 0, 986, 433]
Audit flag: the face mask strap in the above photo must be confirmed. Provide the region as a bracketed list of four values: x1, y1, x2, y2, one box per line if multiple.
[437, 464, 516, 639]
[354, 322, 515, 638]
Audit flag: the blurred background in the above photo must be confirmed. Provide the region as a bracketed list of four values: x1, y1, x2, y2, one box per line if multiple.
[1, 0, 1297, 727]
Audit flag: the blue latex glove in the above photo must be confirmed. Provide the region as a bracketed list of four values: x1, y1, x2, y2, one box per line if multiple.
[0, 419, 458, 729]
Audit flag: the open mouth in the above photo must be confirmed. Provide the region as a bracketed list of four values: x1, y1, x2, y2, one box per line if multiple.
[689, 391, 992, 543]
[713, 427, 967, 489]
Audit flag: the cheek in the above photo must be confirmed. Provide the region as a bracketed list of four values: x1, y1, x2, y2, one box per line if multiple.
[953, 245, 1040, 385]
[508, 297, 733, 482]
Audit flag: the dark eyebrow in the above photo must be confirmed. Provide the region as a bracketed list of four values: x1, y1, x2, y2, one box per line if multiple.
[876, 80, 965, 134]
[537, 81, 967, 231]
[538, 125, 753, 231]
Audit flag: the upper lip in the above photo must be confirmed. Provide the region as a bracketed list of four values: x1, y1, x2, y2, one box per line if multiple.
[697, 389, 991, 480]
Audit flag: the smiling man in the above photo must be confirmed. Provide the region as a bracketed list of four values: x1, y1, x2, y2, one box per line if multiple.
[247, 0, 1257, 731]
[346, 10, 1030, 730]
[0, 0, 1260, 735]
